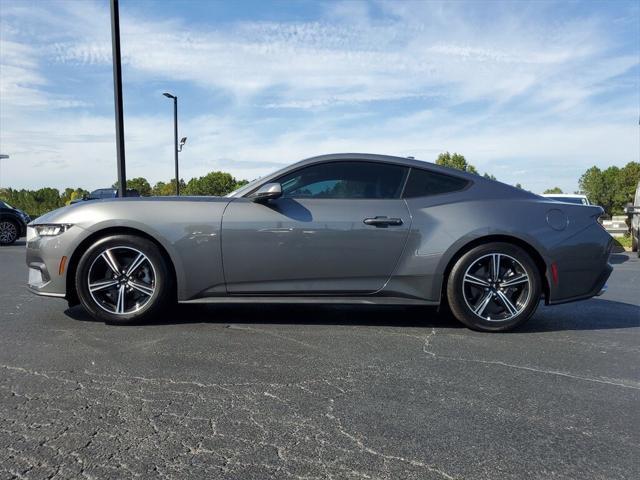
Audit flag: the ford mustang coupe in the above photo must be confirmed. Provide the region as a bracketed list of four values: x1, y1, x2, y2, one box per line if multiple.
[26, 153, 613, 332]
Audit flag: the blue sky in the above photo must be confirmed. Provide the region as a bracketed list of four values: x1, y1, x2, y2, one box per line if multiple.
[0, 0, 638, 193]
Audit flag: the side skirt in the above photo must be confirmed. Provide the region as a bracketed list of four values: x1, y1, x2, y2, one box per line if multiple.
[180, 296, 438, 306]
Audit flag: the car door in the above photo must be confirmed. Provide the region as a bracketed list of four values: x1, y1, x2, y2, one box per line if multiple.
[221, 160, 411, 294]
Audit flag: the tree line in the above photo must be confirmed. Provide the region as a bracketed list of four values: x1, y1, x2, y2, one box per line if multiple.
[0, 171, 248, 217]
[542, 162, 639, 215]
[0, 187, 89, 218]
[113, 171, 248, 197]
[2, 155, 638, 218]
[437, 152, 639, 216]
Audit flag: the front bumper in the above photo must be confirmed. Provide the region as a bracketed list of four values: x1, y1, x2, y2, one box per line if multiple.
[26, 225, 86, 298]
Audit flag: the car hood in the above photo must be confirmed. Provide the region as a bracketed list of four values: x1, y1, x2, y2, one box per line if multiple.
[30, 196, 231, 226]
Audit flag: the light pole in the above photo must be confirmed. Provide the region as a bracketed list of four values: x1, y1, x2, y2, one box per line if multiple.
[163, 92, 180, 196]
[110, 0, 127, 198]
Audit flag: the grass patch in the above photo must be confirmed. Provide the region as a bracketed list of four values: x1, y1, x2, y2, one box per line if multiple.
[612, 234, 632, 252]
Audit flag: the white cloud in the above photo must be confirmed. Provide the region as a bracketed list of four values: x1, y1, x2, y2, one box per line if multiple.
[36, 0, 634, 109]
[0, 0, 637, 194]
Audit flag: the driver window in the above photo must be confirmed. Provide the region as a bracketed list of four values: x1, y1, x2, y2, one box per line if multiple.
[277, 161, 408, 199]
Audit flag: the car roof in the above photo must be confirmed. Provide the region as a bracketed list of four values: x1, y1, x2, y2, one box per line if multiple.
[291, 153, 482, 181]
[228, 152, 537, 199]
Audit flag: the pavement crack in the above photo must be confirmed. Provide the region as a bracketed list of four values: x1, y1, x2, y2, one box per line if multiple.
[324, 400, 456, 480]
[419, 336, 640, 390]
[422, 328, 437, 357]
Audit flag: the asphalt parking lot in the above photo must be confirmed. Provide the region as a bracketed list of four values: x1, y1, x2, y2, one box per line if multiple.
[1, 241, 639, 479]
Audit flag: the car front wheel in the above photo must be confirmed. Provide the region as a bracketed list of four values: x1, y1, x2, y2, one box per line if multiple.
[0, 220, 19, 245]
[446, 242, 542, 332]
[75, 234, 173, 325]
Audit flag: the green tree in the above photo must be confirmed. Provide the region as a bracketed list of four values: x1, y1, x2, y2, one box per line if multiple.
[483, 173, 497, 181]
[543, 187, 563, 194]
[127, 177, 152, 196]
[579, 162, 640, 215]
[152, 181, 168, 196]
[515, 183, 523, 189]
[151, 179, 186, 196]
[436, 152, 478, 174]
[61, 187, 89, 205]
[619, 162, 640, 207]
[184, 171, 247, 196]
[113, 177, 152, 196]
[0, 187, 69, 217]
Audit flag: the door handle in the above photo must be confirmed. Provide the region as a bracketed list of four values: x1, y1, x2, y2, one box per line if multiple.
[363, 216, 403, 227]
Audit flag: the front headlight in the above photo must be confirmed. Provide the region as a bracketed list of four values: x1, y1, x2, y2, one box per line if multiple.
[33, 224, 73, 237]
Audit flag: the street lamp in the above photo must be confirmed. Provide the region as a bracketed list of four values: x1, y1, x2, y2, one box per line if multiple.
[162, 92, 183, 195]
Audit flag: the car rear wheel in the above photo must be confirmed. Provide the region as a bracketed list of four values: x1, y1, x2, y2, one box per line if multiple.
[75, 234, 173, 325]
[446, 242, 542, 332]
[0, 220, 19, 245]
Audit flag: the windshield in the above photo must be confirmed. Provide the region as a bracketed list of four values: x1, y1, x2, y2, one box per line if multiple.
[225, 177, 264, 198]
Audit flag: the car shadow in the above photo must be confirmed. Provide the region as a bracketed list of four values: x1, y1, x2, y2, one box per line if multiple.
[64, 298, 639, 332]
[2, 239, 26, 247]
[517, 298, 640, 333]
[609, 253, 630, 265]
[64, 303, 460, 329]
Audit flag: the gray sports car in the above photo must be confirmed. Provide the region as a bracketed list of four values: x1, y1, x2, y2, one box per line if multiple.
[26, 153, 613, 332]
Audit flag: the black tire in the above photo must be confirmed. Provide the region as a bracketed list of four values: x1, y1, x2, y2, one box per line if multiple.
[0, 219, 19, 245]
[446, 242, 542, 332]
[75, 234, 174, 325]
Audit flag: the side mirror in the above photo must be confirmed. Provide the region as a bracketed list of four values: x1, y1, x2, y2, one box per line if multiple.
[251, 183, 282, 202]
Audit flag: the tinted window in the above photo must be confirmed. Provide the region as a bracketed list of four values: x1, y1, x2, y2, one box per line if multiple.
[91, 189, 116, 199]
[402, 168, 469, 198]
[277, 161, 408, 199]
[547, 196, 585, 205]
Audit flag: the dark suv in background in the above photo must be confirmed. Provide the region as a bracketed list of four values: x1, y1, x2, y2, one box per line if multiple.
[70, 188, 139, 204]
[0, 200, 30, 245]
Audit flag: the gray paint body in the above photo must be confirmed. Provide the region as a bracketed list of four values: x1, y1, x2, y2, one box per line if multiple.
[26, 153, 612, 306]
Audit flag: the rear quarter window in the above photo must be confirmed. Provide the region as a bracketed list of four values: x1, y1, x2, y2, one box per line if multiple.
[402, 168, 469, 198]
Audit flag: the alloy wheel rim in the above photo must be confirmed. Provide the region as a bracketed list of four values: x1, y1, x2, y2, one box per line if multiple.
[87, 246, 157, 315]
[462, 253, 531, 322]
[0, 221, 17, 243]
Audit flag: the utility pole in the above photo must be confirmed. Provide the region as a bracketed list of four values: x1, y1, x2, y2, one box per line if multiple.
[163, 92, 180, 195]
[110, 0, 127, 197]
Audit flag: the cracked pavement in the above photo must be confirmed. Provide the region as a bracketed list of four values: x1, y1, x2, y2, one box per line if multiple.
[1, 242, 639, 479]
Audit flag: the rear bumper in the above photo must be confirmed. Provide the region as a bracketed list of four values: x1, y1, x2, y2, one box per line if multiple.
[546, 222, 613, 305]
[547, 262, 612, 305]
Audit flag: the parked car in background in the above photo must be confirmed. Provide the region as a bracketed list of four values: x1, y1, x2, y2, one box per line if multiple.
[26, 153, 613, 332]
[627, 181, 640, 256]
[70, 188, 140, 204]
[541, 193, 590, 205]
[0, 200, 31, 245]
